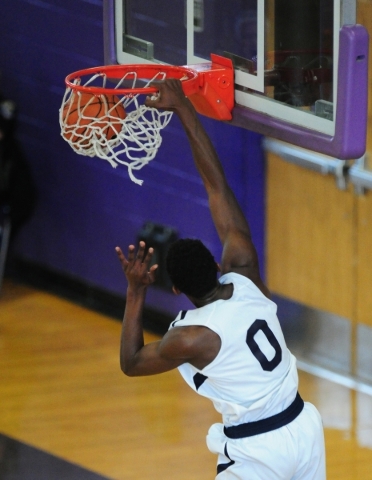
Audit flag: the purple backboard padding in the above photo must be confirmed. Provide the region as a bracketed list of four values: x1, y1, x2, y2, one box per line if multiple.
[334, 25, 369, 158]
[231, 25, 369, 160]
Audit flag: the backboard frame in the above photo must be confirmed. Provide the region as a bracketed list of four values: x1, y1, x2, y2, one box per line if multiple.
[103, 0, 369, 159]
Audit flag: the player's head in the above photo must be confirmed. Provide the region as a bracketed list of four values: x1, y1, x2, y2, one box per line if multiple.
[166, 238, 218, 299]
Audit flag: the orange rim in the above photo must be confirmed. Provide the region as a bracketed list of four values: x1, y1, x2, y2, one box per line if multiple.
[65, 64, 200, 96]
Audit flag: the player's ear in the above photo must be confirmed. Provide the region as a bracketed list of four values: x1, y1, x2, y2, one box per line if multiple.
[172, 286, 181, 295]
[216, 263, 221, 272]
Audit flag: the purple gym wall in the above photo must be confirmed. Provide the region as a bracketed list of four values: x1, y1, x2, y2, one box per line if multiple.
[0, 0, 265, 316]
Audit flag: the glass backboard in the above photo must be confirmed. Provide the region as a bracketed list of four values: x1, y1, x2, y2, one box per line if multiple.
[104, 0, 369, 159]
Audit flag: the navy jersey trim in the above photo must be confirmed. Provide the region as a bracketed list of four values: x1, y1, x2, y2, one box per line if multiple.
[171, 310, 188, 328]
[193, 372, 208, 390]
[224, 392, 304, 439]
[217, 444, 235, 475]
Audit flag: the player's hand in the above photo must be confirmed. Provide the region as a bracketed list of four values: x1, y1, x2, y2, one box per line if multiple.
[115, 241, 158, 291]
[144, 79, 189, 111]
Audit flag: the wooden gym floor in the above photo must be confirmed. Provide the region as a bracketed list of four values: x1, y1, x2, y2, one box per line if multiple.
[1, 279, 372, 479]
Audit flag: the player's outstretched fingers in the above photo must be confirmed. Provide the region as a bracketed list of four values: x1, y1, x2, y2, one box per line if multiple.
[136, 241, 146, 262]
[143, 247, 154, 267]
[115, 246, 129, 270]
[148, 262, 158, 283]
[126, 244, 136, 264]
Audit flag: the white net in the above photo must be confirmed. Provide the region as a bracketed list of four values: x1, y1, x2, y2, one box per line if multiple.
[59, 71, 174, 185]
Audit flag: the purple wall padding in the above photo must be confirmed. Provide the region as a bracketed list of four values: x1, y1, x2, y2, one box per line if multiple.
[0, 0, 265, 316]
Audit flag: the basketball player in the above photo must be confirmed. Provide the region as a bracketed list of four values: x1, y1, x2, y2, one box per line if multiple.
[115, 79, 326, 479]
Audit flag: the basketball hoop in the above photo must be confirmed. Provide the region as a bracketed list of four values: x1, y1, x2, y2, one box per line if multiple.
[59, 55, 233, 185]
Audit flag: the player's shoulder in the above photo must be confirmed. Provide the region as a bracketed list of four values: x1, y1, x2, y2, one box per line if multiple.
[219, 271, 255, 290]
[169, 301, 218, 330]
[220, 270, 271, 299]
[220, 271, 274, 306]
[161, 322, 218, 361]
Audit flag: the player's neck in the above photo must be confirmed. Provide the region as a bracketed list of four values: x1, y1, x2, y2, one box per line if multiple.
[192, 283, 233, 308]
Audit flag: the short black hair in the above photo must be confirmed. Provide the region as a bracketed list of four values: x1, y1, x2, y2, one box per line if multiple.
[166, 238, 218, 298]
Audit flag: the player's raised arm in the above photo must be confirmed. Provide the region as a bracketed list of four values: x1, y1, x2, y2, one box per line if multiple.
[145, 80, 269, 296]
[115, 241, 216, 375]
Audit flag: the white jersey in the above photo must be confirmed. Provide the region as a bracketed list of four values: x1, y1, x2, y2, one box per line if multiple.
[169, 272, 299, 427]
